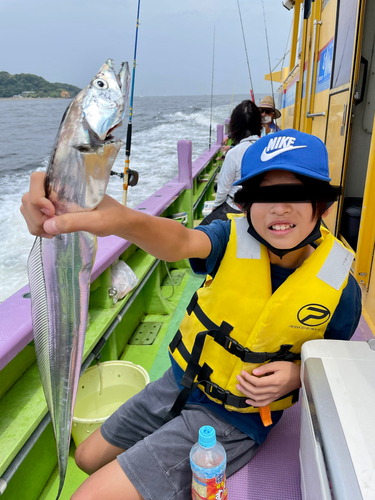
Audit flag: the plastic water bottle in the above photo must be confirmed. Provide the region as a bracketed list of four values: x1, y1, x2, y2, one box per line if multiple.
[190, 425, 227, 500]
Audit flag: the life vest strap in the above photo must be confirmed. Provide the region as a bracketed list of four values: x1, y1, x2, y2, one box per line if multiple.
[187, 291, 220, 331]
[164, 363, 213, 423]
[164, 372, 300, 423]
[199, 380, 299, 408]
[170, 329, 300, 370]
[199, 379, 249, 408]
[185, 292, 300, 363]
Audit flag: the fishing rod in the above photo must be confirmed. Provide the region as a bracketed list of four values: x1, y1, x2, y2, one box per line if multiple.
[208, 26, 216, 151]
[236, 0, 254, 102]
[261, 0, 274, 102]
[123, 0, 141, 206]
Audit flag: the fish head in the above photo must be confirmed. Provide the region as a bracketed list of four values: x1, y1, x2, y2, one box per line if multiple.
[82, 59, 130, 141]
[45, 60, 130, 214]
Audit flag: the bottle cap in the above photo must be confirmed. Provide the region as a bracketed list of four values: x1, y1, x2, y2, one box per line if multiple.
[198, 425, 216, 448]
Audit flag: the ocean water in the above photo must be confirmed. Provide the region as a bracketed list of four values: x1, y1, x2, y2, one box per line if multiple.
[0, 94, 263, 303]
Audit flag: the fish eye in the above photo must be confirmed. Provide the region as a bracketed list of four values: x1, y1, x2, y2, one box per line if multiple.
[93, 78, 109, 90]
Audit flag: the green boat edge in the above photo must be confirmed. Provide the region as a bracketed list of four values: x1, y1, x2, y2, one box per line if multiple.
[0, 127, 227, 500]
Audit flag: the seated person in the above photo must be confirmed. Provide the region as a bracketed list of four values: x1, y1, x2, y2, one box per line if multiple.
[200, 99, 261, 225]
[259, 95, 282, 136]
[20, 129, 361, 500]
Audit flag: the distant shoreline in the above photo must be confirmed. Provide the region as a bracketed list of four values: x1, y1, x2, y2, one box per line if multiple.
[0, 97, 71, 101]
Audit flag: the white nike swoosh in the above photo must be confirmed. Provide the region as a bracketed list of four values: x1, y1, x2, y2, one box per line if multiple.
[261, 145, 307, 162]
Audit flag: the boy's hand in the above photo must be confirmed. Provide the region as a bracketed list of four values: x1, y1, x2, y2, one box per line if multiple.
[236, 361, 301, 407]
[20, 172, 124, 238]
[20, 172, 56, 238]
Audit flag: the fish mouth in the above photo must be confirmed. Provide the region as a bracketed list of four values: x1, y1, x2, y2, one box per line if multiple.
[106, 121, 123, 138]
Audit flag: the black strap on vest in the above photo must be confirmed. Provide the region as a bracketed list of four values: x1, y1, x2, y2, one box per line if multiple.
[165, 293, 301, 422]
[184, 293, 300, 364]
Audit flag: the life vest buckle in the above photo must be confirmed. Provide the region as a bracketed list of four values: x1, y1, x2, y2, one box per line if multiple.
[223, 335, 245, 354]
[201, 380, 249, 408]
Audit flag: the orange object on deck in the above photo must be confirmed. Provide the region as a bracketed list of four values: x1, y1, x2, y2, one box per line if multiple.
[259, 405, 273, 426]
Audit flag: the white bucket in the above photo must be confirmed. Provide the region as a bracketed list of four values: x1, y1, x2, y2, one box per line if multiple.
[72, 360, 150, 447]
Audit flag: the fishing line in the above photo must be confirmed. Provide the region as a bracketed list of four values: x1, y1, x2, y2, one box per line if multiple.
[236, 0, 254, 101]
[209, 26, 216, 151]
[163, 261, 176, 299]
[123, 0, 141, 206]
[230, 65, 238, 115]
[271, 18, 293, 74]
[261, 0, 274, 102]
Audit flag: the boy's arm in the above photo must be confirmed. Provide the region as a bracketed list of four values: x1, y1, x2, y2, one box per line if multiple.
[21, 172, 212, 262]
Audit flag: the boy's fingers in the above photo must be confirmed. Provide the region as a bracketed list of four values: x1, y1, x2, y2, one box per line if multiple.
[28, 172, 55, 213]
[44, 214, 79, 235]
[237, 372, 276, 389]
[43, 218, 60, 234]
[252, 363, 281, 376]
[43, 212, 97, 235]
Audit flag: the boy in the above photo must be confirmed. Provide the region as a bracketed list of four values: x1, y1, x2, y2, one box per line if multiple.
[21, 130, 361, 500]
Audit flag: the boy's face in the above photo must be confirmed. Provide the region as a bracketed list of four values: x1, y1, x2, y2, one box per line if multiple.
[250, 170, 316, 250]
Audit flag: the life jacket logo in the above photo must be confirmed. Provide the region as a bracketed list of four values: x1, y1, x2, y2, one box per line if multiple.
[261, 136, 306, 162]
[297, 304, 331, 326]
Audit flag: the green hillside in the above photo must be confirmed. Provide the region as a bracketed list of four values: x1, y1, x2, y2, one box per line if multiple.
[0, 71, 81, 98]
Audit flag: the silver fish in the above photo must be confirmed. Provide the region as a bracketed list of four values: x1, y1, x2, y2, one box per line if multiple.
[27, 59, 130, 499]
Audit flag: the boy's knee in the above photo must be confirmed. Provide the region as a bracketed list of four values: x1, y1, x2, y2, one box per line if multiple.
[75, 441, 94, 474]
[70, 489, 87, 500]
[71, 486, 97, 500]
[74, 427, 126, 475]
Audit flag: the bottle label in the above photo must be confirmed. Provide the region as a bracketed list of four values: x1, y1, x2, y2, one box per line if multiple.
[191, 461, 227, 500]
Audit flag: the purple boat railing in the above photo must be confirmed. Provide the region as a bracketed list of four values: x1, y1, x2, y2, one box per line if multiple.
[0, 124, 224, 371]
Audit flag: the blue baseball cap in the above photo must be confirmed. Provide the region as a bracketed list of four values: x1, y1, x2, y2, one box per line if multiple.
[233, 129, 331, 185]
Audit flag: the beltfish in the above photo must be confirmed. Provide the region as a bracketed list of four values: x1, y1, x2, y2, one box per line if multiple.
[27, 59, 130, 499]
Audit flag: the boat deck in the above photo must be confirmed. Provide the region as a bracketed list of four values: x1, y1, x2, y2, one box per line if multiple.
[33, 291, 371, 500]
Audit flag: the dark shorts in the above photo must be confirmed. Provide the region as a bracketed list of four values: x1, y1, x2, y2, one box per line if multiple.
[101, 367, 259, 500]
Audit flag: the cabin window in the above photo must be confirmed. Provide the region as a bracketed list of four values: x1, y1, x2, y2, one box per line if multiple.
[331, 0, 358, 88]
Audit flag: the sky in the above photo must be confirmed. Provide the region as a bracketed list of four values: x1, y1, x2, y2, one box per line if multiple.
[0, 0, 294, 96]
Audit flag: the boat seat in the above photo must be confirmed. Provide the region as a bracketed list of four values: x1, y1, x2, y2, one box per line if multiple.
[226, 321, 370, 500]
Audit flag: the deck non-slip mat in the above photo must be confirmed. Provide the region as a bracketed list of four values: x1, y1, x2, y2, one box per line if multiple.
[227, 402, 302, 500]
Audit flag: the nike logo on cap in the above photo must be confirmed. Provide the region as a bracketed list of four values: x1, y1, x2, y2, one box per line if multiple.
[261, 136, 307, 162]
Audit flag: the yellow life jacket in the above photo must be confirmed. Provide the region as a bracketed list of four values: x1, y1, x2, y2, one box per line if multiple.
[169, 215, 354, 414]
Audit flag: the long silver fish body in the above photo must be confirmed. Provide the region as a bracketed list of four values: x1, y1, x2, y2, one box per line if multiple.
[27, 59, 130, 500]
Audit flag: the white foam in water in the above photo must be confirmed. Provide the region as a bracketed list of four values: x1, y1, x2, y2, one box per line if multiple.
[0, 95, 259, 303]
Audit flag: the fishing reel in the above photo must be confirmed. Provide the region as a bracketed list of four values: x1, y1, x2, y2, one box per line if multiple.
[110, 168, 139, 186]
